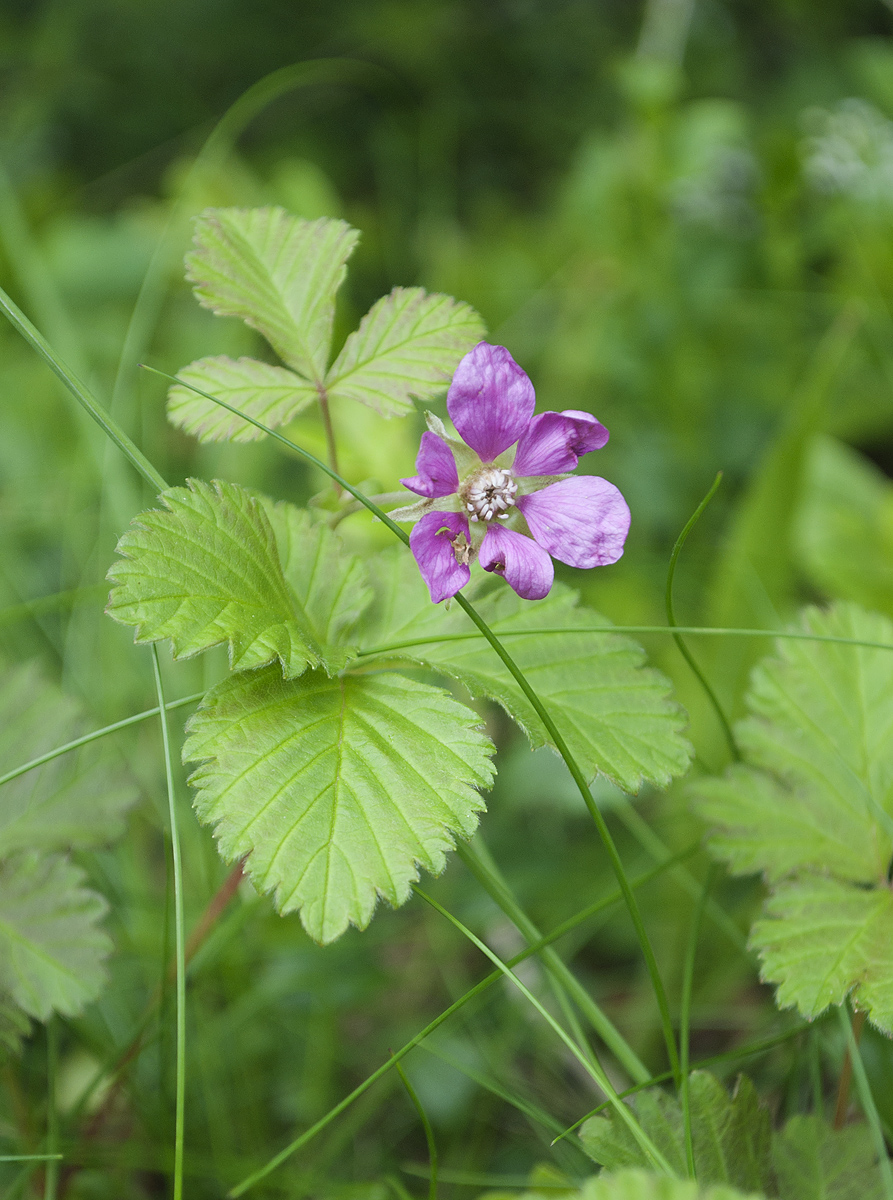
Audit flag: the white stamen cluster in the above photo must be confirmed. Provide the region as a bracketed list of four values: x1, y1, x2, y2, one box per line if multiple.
[464, 467, 518, 523]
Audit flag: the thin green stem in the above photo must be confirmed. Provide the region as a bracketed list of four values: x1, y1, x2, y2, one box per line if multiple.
[151, 648, 186, 1200]
[151, 362, 682, 1085]
[666, 472, 739, 761]
[0, 693, 203, 789]
[837, 1005, 893, 1200]
[0, 285, 168, 493]
[458, 840, 650, 1084]
[394, 1059, 438, 1200]
[227, 847, 694, 1197]
[679, 866, 715, 1179]
[43, 1020, 59, 1200]
[414, 888, 676, 1176]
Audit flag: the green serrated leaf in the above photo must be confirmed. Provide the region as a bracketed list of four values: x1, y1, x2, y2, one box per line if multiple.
[580, 1073, 772, 1193]
[0, 852, 111, 1020]
[362, 551, 692, 793]
[690, 603, 893, 1029]
[325, 287, 485, 416]
[183, 665, 494, 943]
[0, 661, 137, 854]
[167, 355, 317, 442]
[0, 992, 30, 1062]
[186, 207, 359, 381]
[107, 478, 332, 677]
[772, 1114, 885, 1200]
[580, 1171, 765, 1200]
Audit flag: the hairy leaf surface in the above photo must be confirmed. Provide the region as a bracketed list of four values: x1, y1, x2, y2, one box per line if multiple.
[184, 665, 494, 943]
[326, 287, 485, 416]
[0, 661, 137, 853]
[107, 479, 366, 677]
[186, 208, 358, 381]
[690, 603, 893, 1029]
[0, 853, 111, 1019]
[362, 551, 692, 793]
[167, 355, 317, 442]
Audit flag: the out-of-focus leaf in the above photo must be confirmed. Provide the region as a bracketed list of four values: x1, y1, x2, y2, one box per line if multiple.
[771, 1114, 884, 1200]
[362, 551, 692, 793]
[185, 207, 358, 381]
[0, 661, 137, 854]
[0, 992, 30, 1061]
[794, 435, 893, 616]
[326, 287, 485, 416]
[580, 1172, 764, 1200]
[167, 355, 317, 442]
[184, 665, 494, 944]
[0, 852, 111, 1020]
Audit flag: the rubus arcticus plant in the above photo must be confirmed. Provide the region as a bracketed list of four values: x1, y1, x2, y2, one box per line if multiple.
[2, 203, 893, 1200]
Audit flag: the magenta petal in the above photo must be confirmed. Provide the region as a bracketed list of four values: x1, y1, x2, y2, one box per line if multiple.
[517, 476, 630, 569]
[446, 342, 535, 462]
[410, 511, 472, 603]
[400, 431, 459, 498]
[512, 411, 610, 476]
[479, 525, 554, 600]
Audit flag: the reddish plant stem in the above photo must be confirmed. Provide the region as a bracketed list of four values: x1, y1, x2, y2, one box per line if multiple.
[833, 1007, 867, 1129]
[316, 387, 341, 489]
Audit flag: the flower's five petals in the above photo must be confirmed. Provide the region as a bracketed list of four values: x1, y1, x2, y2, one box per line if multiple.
[513, 410, 610, 476]
[517, 476, 630, 569]
[447, 342, 535, 463]
[479, 524, 554, 600]
[409, 511, 472, 603]
[400, 432, 460, 498]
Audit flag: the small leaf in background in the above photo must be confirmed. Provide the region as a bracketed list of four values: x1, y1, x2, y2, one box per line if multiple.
[362, 551, 692, 793]
[186, 207, 359, 381]
[107, 478, 349, 678]
[167, 354, 317, 442]
[580, 1171, 765, 1200]
[0, 852, 111, 1020]
[325, 286, 486, 416]
[0, 993, 30, 1062]
[771, 1114, 885, 1200]
[690, 603, 893, 1029]
[184, 665, 494, 943]
[0, 661, 137, 854]
[579, 1072, 772, 1194]
[795, 435, 893, 617]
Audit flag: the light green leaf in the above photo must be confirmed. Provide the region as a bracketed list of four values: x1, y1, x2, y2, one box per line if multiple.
[690, 603, 893, 1029]
[795, 435, 893, 618]
[362, 551, 692, 793]
[167, 355, 317, 442]
[0, 852, 111, 1020]
[183, 665, 494, 943]
[772, 1114, 885, 1200]
[579, 1072, 771, 1193]
[0, 661, 137, 854]
[186, 207, 359, 381]
[325, 287, 485, 416]
[107, 479, 366, 678]
[751, 877, 893, 1027]
[580, 1172, 764, 1200]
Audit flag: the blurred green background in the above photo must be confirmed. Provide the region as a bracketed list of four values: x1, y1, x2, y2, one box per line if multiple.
[4, 0, 893, 1196]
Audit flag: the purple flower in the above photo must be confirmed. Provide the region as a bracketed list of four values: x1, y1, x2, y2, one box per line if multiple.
[395, 342, 630, 603]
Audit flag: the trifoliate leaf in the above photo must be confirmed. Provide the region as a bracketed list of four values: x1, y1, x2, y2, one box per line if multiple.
[325, 287, 485, 416]
[107, 479, 368, 677]
[690, 603, 893, 1029]
[167, 355, 317, 442]
[772, 1114, 885, 1200]
[186, 208, 358, 381]
[580, 1172, 764, 1200]
[362, 551, 692, 793]
[579, 1073, 771, 1194]
[183, 665, 494, 943]
[0, 852, 111, 1019]
[751, 877, 893, 1024]
[795, 436, 893, 618]
[0, 661, 137, 854]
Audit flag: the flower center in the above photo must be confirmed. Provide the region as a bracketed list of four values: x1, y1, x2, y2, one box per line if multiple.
[462, 466, 517, 523]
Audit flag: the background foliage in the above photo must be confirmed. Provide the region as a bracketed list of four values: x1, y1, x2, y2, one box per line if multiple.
[4, 0, 893, 1196]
